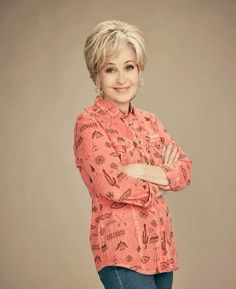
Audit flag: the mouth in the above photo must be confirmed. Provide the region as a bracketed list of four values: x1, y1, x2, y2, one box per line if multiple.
[114, 87, 130, 93]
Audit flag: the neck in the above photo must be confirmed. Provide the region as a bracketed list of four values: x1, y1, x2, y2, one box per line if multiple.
[102, 97, 131, 113]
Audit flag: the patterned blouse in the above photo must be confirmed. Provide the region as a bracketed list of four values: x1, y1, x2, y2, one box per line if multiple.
[73, 96, 192, 275]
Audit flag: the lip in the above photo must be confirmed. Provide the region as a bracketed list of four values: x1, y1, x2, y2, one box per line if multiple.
[115, 87, 129, 89]
[114, 87, 130, 92]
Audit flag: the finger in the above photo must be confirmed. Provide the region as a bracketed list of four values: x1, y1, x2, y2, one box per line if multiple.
[168, 145, 178, 163]
[164, 143, 172, 164]
[161, 146, 166, 163]
[162, 145, 166, 160]
[173, 151, 180, 163]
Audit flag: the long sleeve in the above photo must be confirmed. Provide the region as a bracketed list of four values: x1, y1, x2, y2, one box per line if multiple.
[73, 115, 158, 208]
[150, 113, 192, 191]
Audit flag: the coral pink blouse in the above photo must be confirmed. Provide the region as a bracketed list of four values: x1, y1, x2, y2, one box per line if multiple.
[73, 96, 192, 274]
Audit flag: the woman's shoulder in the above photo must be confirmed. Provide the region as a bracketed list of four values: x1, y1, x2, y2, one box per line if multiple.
[74, 103, 98, 124]
[135, 106, 157, 121]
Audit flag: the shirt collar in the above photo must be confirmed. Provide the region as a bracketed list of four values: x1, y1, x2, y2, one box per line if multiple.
[94, 96, 135, 118]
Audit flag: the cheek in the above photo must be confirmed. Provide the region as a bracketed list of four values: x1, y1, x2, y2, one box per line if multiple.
[130, 71, 140, 85]
[100, 75, 113, 88]
[131, 76, 140, 86]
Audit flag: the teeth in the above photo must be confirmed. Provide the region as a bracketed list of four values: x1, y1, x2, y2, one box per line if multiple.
[115, 88, 129, 92]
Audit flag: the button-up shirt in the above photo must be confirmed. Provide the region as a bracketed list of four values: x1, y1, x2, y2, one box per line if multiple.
[73, 96, 192, 274]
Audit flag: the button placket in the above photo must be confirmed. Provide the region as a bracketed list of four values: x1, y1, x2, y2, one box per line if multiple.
[124, 116, 146, 162]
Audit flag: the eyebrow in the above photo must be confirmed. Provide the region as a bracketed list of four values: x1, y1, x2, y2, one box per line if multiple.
[104, 60, 136, 66]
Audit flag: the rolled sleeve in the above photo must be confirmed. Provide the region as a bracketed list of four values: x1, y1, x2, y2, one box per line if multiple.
[150, 113, 192, 191]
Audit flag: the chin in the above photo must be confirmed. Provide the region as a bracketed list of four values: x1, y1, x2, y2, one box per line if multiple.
[114, 88, 137, 100]
[114, 94, 134, 103]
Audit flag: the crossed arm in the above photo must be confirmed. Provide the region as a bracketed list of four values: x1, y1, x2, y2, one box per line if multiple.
[122, 143, 180, 198]
[74, 113, 192, 207]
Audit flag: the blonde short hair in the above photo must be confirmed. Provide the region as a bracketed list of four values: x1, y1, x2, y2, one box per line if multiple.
[84, 20, 147, 85]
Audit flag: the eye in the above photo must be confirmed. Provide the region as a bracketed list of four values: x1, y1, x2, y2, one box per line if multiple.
[126, 64, 135, 71]
[105, 67, 115, 73]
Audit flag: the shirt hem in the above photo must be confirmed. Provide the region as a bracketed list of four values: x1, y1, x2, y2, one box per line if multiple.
[96, 262, 179, 275]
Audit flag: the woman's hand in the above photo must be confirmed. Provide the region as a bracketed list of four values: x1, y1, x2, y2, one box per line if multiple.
[162, 143, 180, 164]
[121, 143, 180, 186]
[122, 164, 166, 198]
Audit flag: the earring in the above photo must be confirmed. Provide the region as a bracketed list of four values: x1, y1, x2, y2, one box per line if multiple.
[95, 86, 104, 97]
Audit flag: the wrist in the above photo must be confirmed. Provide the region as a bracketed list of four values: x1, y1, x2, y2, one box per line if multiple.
[136, 163, 145, 178]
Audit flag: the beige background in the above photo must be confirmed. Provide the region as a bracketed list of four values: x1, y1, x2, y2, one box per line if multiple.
[1, 0, 235, 288]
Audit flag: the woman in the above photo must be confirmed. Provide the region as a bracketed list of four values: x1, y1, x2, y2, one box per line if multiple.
[73, 20, 192, 289]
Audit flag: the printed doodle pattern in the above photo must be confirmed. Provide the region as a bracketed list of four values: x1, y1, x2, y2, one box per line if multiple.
[73, 96, 192, 274]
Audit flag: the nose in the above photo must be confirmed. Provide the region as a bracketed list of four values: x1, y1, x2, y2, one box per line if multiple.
[116, 71, 126, 84]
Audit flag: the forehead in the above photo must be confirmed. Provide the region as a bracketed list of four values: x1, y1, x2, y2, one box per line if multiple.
[104, 44, 136, 65]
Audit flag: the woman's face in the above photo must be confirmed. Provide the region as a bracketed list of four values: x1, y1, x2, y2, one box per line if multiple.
[97, 43, 140, 111]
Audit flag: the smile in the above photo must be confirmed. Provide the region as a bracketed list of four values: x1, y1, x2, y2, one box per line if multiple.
[114, 87, 130, 93]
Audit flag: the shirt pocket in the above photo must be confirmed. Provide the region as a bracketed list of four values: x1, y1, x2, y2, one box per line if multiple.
[111, 138, 137, 165]
[144, 133, 165, 165]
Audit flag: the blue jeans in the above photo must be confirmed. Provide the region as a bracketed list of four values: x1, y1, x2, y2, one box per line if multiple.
[98, 266, 173, 289]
